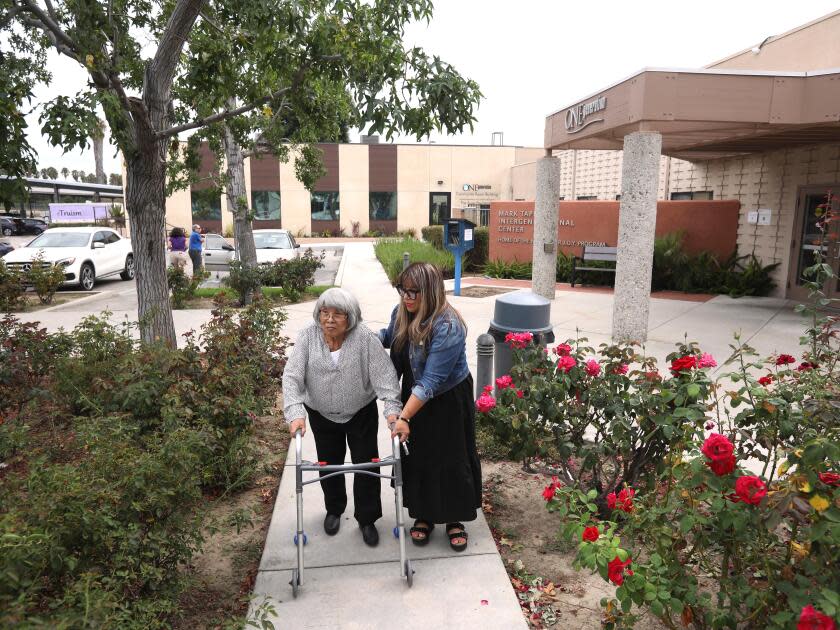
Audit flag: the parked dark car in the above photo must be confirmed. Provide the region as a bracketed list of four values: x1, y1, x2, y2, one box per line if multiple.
[20, 218, 48, 235]
[1, 217, 18, 236]
[0, 242, 13, 257]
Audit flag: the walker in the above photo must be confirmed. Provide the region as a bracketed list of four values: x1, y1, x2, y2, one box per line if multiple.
[289, 428, 414, 597]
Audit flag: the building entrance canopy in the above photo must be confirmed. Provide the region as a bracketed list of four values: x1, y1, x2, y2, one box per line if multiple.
[544, 68, 840, 159]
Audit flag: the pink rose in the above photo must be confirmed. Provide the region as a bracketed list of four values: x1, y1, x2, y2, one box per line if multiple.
[475, 393, 496, 413]
[698, 353, 717, 369]
[557, 355, 577, 373]
[584, 359, 601, 377]
[495, 375, 513, 390]
[505, 332, 533, 349]
[613, 363, 629, 375]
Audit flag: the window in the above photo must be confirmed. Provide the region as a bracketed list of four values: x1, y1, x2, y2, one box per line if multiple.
[429, 192, 451, 225]
[615, 194, 621, 201]
[577, 195, 598, 200]
[205, 234, 226, 250]
[105, 231, 121, 244]
[191, 189, 222, 220]
[92, 231, 108, 245]
[311, 192, 340, 221]
[670, 191, 713, 201]
[369, 192, 397, 221]
[254, 231, 292, 250]
[252, 190, 280, 221]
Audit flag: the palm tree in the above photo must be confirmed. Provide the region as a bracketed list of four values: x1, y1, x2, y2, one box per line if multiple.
[71, 170, 79, 181]
[61, 167, 69, 180]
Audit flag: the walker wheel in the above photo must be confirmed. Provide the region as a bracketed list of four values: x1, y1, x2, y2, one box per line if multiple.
[404, 559, 414, 588]
[293, 533, 308, 546]
[290, 569, 300, 598]
[393, 526, 400, 539]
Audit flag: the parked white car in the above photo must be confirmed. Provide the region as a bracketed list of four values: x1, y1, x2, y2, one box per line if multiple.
[2, 227, 134, 290]
[202, 233, 236, 270]
[253, 229, 300, 264]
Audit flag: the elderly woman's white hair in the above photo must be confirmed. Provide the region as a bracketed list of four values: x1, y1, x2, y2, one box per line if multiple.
[313, 287, 362, 331]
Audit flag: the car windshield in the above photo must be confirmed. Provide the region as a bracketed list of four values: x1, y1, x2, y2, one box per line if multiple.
[27, 232, 90, 248]
[254, 232, 292, 249]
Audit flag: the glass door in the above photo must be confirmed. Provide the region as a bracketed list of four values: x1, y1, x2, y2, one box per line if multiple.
[788, 187, 840, 303]
[429, 192, 451, 225]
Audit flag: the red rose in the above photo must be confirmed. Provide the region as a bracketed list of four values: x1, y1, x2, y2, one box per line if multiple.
[542, 476, 562, 501]
[515, 389, 524, 399]
[607, 487, 635, 512]
[606, 492, 617, 510]
[505, 332, 533, 349]
[584, 359, 601, 377]
[582, 526, 600, 542]
[495, 374, 513, 390]
[732, 475, 767, 505]
[613, 363, 629, 375]
[557, 355, 577, 373]
[607, 556, 633, 586]
[797, 362, 815, 372]
[670, 355, 697, 375]
[776, 354, 796, 365]
[798, 604, 836, 630]
[758, 375, 773, 386]
[475, 393, 496, 413]
[702, 434, 736, 476]
[818, 472, 840, 487]
[553, 343, 572, 356]
[644, 370, 661, 382]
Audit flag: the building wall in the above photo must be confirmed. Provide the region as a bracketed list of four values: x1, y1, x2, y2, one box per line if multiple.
[707, 10, 840, 72]
[278, 148, 312, 236]
[339, 144, 370, 235]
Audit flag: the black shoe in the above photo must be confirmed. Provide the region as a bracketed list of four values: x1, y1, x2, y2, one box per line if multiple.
[324, 513, 340, 536]
[360, 523, 379, 547]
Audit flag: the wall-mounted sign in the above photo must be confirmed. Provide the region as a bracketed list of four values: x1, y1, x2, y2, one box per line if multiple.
[565, 96, 607, 134]
[462, 184, 492, 192]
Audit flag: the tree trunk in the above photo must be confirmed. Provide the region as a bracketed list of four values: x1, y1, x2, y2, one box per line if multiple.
[93, 121, 106, 184]
[222, 102, 258, 303]
[125, 130, 177, 346]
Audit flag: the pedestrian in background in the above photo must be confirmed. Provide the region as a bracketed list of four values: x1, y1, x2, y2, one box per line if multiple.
[189, 224, 204, 271]
[167, 227, 191, 274]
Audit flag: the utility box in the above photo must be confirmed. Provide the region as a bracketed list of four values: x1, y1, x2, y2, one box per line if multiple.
[443, 218, 475, 295]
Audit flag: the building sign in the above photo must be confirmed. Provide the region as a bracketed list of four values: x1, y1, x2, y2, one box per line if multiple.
[49, 203, 110, 223]
[488, 200, 740, 266]
[454, 183, 499, 209]
[565, 95, 607, 134]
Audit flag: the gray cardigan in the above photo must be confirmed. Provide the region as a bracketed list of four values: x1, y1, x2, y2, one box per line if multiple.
[282, 322, 402, 424]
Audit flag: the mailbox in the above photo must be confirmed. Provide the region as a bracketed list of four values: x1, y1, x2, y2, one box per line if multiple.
[443, 218, 475, 296]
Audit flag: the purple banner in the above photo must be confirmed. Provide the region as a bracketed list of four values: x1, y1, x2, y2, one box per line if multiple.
[49, 203, 110, 223]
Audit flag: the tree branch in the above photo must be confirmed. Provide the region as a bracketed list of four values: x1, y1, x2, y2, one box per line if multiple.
[18, 0, 80, 54]
[148, 0, 207, 100]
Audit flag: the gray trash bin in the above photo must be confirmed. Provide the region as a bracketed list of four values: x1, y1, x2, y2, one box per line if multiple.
[488, 291, 555, 380]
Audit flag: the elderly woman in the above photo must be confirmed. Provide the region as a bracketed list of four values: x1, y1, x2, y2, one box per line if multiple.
[283, 288, 403, 547]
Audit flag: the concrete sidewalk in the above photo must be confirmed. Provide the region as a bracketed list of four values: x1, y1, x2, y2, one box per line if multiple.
[249, 242, 528, 629]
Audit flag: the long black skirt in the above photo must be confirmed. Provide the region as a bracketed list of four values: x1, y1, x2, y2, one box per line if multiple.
[400, 375, 483, 524]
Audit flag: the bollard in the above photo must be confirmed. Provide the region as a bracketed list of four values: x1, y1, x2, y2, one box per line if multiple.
[475, 333, 495, 398]
[402, 252, 410, 271]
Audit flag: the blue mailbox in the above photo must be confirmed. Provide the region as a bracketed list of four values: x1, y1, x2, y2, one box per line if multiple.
[443, 218, 475, 296]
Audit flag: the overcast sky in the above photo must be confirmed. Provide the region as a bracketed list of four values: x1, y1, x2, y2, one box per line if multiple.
[25, 0, 840, 177]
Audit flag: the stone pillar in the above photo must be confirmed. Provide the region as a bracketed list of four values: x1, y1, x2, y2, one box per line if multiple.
[612, 131, 662, 343]
[532, 154, 561, 300]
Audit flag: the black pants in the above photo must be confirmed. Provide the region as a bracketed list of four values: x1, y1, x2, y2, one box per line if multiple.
[306, 400, 382, 525]
[189, 249, 203, 271]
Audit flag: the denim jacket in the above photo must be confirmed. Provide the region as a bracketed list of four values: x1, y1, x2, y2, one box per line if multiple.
[379, 305, 470, 402]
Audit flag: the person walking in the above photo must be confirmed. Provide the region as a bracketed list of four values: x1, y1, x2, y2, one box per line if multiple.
[379, 262, 482, 552]
[283, 288, 403, 547]
[167, 227, 191, 274]
[188, 224, 204, 271]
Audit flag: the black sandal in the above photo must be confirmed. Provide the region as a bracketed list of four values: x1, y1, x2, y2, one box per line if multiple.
[446, 522, 468, 552]
[410, 520, 434, 546]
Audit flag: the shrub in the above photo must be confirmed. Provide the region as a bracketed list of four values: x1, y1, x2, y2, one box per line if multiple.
[0, 261, 25, 312]
[225, 260, 263, 306]
[421, 225, 443, 249]
[484, 258, 532, 279]
[260, 249, 325, 295]
[167, 261, 209, 308]
[26, 252, 66, 304]
[374, 237, 454, 282]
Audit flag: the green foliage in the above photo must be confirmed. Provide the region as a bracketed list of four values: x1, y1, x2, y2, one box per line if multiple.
[374, 237, 455, 282]
[421, 225, 443, 249]
[167, 263, 209, 309]
[226, 260, 264, 306]
[0, 262, 25, 312]
[26, 252, 67, 304]
[0, 300, 289, 627]
[260, 250, 325, 295]
[483, 258, 533, 280]
[421, 226, 487, 271]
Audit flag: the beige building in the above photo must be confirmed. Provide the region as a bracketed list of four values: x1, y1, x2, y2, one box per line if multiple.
[514, 9, 840, 300]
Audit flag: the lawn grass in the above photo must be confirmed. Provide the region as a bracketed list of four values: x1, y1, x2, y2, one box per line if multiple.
[374, 237, 454, 282]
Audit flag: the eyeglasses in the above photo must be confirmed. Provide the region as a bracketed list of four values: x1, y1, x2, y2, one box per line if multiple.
[396, 285, 420, 300]
[319, 309, 347, 322]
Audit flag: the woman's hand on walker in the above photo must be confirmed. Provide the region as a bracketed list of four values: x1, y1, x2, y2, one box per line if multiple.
[390, 418, 410, 443]
[289, 418, 306, 436]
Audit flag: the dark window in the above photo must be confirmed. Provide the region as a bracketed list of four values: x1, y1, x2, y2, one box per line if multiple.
[191, 189, 222, 220]
[105, 231, 121, 244]
[311, 192, 340, 221]
[670, 191, 713, 201]
[615, 194, 621, 201]
[92, 231, 108, 244]
[252, 190, 281, 221]
[577, 195, 598, 200]
[429, 192, 451, 225]
[369, 192, 397, 221]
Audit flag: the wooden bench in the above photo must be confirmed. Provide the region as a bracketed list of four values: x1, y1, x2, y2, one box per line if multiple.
[570, 246, 617, 287]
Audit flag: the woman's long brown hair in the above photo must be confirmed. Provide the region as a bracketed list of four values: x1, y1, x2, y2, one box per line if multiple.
[392, 262, 466, 351]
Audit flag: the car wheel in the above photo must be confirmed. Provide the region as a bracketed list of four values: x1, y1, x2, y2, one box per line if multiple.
[79, 263, 95, 291]
[120, 254, 135, 280]
[2, 228, 11, 236]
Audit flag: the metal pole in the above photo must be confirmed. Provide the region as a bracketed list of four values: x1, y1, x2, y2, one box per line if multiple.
[402, 252, 409, 271]
[454, 254, 462, 296]
[475, 333, 495, 397]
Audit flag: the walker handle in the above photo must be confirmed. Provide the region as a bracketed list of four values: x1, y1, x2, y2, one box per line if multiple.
[295, 429, 303, 466]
